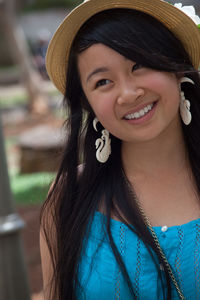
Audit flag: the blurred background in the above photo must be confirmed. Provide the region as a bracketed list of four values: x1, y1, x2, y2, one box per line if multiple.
[0, 0, 81, 299]
[0, 0, 199, 300]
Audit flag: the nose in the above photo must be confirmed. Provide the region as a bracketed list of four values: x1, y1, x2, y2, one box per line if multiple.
[117, 80, 145, 105]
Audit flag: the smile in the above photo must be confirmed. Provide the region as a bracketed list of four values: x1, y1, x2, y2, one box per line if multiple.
[124, 103, 155, 120]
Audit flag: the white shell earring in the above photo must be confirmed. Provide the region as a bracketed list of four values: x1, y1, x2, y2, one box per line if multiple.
[93, 117, 111, 163]
[179, 77, 194, 125]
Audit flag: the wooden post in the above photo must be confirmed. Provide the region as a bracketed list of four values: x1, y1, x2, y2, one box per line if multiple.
[0, 110, 30, 299]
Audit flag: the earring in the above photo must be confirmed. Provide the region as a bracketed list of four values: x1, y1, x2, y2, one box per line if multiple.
[179, 77, 194, 125]
[93, 117, 111, 163]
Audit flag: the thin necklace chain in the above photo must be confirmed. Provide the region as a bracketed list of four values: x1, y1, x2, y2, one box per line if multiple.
[134, 197, 186, 300]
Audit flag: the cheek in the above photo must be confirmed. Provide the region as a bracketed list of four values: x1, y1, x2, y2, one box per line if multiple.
[159, 85, 181, 123]
[89, 97, 119, 133]
[164, 83, 181, 111]
[87, 96, 114, 120]
[146, 72, 179, 89]
[149, 75, 180, 103]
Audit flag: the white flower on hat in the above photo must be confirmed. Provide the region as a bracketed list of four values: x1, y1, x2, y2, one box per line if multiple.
[174, 3, 200, 26]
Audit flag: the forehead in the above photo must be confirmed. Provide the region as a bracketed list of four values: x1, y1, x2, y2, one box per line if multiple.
[78, 43, 121, 62]
[77, 44, 129, 77]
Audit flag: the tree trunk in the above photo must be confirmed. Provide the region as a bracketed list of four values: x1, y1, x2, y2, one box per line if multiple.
[0, 0, 49, 114]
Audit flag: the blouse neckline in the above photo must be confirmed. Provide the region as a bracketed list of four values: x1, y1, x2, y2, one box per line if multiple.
[95, 210, 200, 232]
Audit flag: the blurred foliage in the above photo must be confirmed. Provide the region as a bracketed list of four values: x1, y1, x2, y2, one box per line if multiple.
[10, 172, 56, 205]
[0, 94, 27, 109]
[0, 80, 61, 109]
[24, 0, 82, 10]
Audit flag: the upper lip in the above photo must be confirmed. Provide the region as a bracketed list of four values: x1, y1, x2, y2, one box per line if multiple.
[122, 100, 157, 118]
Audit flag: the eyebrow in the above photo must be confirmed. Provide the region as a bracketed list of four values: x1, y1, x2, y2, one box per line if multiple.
[86, 67, 109, 82]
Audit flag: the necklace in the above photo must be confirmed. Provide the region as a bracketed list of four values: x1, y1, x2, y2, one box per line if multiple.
[122, 169, 185, 299]
[134, 197, 186, 300]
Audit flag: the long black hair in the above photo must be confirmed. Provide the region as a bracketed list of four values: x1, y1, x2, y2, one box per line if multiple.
[40, 9, 200, 300]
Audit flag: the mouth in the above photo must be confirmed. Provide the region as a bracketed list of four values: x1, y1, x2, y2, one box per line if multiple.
[124, 101, 157, 120]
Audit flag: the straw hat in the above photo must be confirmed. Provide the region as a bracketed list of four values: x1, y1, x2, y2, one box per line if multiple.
[46, 0, 200, 95]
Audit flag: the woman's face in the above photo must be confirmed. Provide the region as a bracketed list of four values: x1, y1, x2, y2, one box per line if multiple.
[77, 43, 181, 143]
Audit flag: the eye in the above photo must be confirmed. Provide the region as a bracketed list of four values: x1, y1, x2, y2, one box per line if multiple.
[132, 63, 142, 72]
[95, 79, 111, 88]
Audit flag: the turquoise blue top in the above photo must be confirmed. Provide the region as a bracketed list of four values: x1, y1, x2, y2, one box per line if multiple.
[77, 211, 200, 300]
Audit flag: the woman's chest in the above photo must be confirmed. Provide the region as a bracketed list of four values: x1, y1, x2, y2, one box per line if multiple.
[77, 214, 200, 300]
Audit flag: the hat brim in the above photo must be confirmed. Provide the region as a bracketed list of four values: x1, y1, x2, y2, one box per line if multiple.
[46, 0, 200, 95]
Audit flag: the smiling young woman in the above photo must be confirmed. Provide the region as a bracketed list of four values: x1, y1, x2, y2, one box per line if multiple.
[77, 43, 181, 143]
[40, 1, 200, 299]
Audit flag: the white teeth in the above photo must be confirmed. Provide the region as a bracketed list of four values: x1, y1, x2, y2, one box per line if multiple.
[139, 109, 145, 116]
[134, 112, 139, 118]
[125, 103, 154, 120]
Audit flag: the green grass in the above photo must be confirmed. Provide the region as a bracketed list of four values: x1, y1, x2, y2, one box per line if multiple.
[0, 65, 18, 71]
[5, 136, 18, 151]
[10, 172, 56, 206]
[0, 93, 28, 109]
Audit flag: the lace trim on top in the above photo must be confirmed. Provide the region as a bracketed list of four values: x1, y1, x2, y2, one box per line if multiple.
[134, 238, 141, 299]
[195, 223, 200, 298]
[175, 228, 184, 292]
[115, 224, 125, 300]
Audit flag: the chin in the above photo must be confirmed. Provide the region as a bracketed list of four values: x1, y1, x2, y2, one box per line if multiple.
[121, 127, 164, 144]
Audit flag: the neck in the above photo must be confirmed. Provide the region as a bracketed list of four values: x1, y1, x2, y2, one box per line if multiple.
[122, 119, 188, 179]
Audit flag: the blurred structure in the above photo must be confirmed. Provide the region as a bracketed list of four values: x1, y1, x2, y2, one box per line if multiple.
[19, 125, 64, 173]
[0, 0, 49, 114]
[0, 112, 30, 299]
[33, 29, 51, 79]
